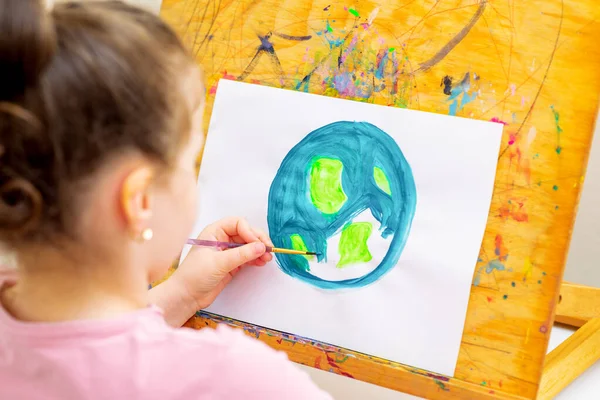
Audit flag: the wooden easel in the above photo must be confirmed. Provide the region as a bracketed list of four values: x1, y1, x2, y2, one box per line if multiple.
[160, 0, 600, 398]
[538, 282, 600, 399]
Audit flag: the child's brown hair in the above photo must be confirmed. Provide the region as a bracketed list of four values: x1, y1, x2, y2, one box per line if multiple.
[0, 0, 195, 247]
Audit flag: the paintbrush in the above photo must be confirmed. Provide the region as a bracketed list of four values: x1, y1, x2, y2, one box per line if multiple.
[186, 238, 319, 256]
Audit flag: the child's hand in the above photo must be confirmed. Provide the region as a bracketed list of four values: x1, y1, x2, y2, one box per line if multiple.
[173, 217, 274, 311]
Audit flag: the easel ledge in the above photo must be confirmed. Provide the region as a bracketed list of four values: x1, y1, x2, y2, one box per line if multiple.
[184, 282, 600, 400]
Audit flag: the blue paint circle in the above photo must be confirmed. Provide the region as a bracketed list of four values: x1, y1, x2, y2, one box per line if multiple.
[267, 121, 417, 290]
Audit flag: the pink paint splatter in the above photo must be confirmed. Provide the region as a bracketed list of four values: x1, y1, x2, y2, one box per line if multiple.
[539, 325, 548, 333]
[510, 83, 516, 96]
[490, 117, 509, 125]
[508, 134, 516, 145]
[339, 35, 358, 65]
[222, 70, 236, 80]
[209, 85, 217, 95]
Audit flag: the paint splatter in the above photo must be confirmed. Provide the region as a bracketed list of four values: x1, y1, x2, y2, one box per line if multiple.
[485, 260, 505, 274]
[511, 282, 516, 287]
[490, 117, 509, 125]
[367, 7, 379, 26]
[494, 234, 508, 261]
[539, 325, 548, 333]
[525, 127, 537, 149]
[348, 8, 360, 17]
[435, 379, 450, 391]
[445, 73, 478, 116]
[441, 76, 453, 95]
[551, 106, 563, 154]
[267, 121, 416, 290]
[499, 199, 528, 222]
[553, 185, 559, 191]
[503, 295, 508, 300]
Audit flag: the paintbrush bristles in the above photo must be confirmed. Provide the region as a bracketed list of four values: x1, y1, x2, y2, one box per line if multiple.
[271, 247, 318, 256]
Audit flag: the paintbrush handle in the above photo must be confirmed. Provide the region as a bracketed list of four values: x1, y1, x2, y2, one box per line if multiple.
[186, 239, 316, 256]
[186, 239, 274, 252]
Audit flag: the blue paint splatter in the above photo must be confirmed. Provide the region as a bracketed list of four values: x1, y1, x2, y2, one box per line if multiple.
[375, 51, 389, 79]
[267, 121, 417, 290]
[446, 72, 477, 115]
[485, 260, 505, 273]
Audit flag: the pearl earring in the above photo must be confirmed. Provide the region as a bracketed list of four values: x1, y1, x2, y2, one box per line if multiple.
[141, 228, 153, 242]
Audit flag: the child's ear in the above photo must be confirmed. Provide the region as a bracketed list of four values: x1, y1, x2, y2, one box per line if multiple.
[120, 166, 154, 240]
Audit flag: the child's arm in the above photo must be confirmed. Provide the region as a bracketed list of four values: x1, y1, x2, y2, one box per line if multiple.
[148, 217, 273, 327]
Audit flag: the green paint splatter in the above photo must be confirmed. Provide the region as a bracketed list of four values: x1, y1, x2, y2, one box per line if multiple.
[553, 185, 559, 191]
[389, 47, 396, 52]
[348, 8, 360, 17]
[551, 106, 563, 133]
[290, 234, 313, 263]
[309, 157, 347, 214]
[542, 271, 547, 276]
[511, 282, 516, 287]
[481, 381, 487, 386]
[503, 295, 508, 300]
[326, 20, 333, 33]
[434, 379, 449, 391]
[334, 354, 349, 363]
[337, 222, 373, 267]
[555, 205, 559, 210]
[373, 166, 392, 195]
[538, 280, 542, 284]
[551, 106, 563, 155]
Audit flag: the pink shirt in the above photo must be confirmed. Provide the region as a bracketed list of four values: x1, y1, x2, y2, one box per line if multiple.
[0, 280, 331, 399]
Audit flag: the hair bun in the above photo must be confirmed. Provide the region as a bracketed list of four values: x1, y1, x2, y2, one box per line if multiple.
[0, 179, 42, 239]
[0, 0, 57, 101]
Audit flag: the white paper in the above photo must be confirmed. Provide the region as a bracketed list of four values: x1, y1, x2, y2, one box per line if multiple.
[181, 80, 502, 376]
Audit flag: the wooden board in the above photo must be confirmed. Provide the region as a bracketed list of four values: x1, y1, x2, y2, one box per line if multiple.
[159, 0, 600, 398]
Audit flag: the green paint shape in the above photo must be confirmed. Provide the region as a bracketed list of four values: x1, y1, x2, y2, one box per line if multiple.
[326, 20, 333, 32]
[337, 222, 373, 268]
[309, 157, 347, 214]
[290, 234, 313, 262]
[553, 185, 559, 191]
[348, 8, 360, 17]
[373, 166, 392, 195]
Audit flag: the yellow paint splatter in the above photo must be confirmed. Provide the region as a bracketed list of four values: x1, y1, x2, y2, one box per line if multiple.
[523, 257, 533, 281]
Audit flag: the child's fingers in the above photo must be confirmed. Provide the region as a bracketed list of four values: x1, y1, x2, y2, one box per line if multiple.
[200, 217, 259, 243]
[215, 242, 266, 274]
[252, 227, 274, 247]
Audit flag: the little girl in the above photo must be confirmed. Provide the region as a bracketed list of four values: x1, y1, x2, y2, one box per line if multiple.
[0, 1, 331, 398]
